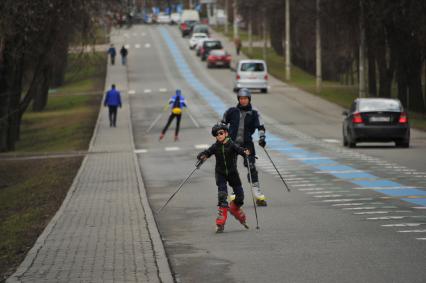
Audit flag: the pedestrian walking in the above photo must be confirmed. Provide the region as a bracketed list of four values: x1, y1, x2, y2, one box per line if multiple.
[120, 45, 128, 65]
[197, 123, 250, 233]
[159, 89, 187, 141]
[107, 44, 117, 65]
[104, 84, 122, 127]
[222, 88, 268, 206]
[234, 37, 242, 56]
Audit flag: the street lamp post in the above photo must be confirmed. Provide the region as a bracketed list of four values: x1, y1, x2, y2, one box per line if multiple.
[285, 0, 291, 81]
[233, 0, 239, 40]
[316, 0, 322, 93]
[359, 0, 366, 98]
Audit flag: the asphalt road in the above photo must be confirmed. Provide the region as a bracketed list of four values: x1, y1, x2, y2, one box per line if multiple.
[121, 25, 426, 283]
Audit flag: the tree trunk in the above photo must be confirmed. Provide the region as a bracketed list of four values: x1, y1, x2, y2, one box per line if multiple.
[407, 46, 425, 112]
[32, 64, 52, 112]
[50, 41, 69, 87]
[375, 30, 393, 98]
[367, 51, 376, 97]
[269, 4, 284, 56]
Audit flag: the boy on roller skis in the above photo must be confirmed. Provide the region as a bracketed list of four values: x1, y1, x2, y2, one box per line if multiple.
[197, 123, 250, 233]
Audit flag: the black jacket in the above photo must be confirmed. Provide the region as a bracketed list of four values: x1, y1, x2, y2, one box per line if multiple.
[199, 138, 246, 176]
[222, 104, 265, 145]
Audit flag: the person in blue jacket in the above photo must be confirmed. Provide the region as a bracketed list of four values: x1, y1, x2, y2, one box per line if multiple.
[107, 44, 116, 65]
[159, 89, 187, 141]
[104, 84, 122, 127]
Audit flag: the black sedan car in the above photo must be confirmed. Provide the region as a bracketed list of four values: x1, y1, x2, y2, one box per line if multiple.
[342, 98, 410, 148]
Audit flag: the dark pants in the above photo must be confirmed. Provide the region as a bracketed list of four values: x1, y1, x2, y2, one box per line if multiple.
[110, 55, 115, 65]
[216, 172, 244, 208]
[240, 141, 259, 183]
[161, 113, 181, 136]
[108, 106, 118, 127]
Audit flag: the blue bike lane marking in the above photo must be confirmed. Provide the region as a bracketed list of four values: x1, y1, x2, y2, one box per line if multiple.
[159, 27, 426, 207]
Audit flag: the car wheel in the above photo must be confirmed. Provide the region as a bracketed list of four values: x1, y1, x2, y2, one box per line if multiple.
[261, 88, 268, 94]
[343, 133, 348, 147]
[395, 139, 410, 148]
[347, 132, 356, 148]
[207, 63, 212, 68]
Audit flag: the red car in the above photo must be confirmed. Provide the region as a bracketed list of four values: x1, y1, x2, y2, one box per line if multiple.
[206, 50, 231, 68]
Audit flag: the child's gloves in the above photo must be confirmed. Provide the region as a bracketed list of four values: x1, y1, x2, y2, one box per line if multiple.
[258, 136, 266, 148]
[197, 153, 207, 161]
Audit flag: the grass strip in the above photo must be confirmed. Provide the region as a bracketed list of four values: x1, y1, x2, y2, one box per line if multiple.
[0, 52, 106, 281]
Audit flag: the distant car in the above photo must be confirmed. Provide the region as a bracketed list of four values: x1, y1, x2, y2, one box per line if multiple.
[234, 60, 269, 93]
[156, 13, 171, 24]
[170, 13, 181, 24]
[180, 20, 198, 37]
[200, 40, 223, 61]
[189, 33, 208, 49]
[191, 24, 210, 37]
[342, 98, 410, 148]
[207, 49, 231, 68]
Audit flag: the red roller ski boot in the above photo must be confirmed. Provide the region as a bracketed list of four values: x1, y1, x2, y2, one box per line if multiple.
[216, 206, 228, 233]
[229, 201, 249, 229]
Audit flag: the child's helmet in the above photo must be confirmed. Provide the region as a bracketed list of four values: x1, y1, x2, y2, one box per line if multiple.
[237, 88, 251, 100]
[211, 123, 228, 136]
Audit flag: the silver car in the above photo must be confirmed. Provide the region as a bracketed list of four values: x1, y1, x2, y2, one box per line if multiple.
[234, 60, 269, 93]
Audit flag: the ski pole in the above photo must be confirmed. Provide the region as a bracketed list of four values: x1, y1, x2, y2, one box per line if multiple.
[246, 156, 260, 230]
[262, 147, 291, 192]
[146, 112, 164, 133]
[157, 159, 204, 214]
[146, 104, 169, 133]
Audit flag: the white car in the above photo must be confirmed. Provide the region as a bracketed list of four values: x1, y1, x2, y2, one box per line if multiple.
[234, 60, 269, 93]
[189, 33, 208, 49]
[156, 13, 171, 24]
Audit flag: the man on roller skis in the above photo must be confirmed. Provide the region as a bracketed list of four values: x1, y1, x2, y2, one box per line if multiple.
[222, 88, 267, 206]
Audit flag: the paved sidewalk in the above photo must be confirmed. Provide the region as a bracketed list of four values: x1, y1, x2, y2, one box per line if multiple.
[7, 32, 173, 283]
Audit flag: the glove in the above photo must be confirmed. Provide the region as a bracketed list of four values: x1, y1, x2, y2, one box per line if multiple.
[258, 136, 266, 148]
[197, 152, 206, 161]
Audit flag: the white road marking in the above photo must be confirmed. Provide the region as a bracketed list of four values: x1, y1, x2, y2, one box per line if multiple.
[322, 139, 340, 143]
[332, 203, 365, 206]
[145, 43, 151, 48]
[343, 207, 376, 210]
[367, 216, 406, 220]
[397, 229, 426, 233]
[125, 44, 131, 49]
[413, 207, 426, 210]
[292, 184, 316, 187]
[159, 88, 168, 92]
[416, 238, 426, 240]
[313, 194, 343, 198]
[315, 170, 364, 174]
[144, 89, 152, 93]
[195, 144, 209, 149]
[321, 198, 373, 203]
[165, 147, 180, 151]
[298, 188, 324, 191]
[306, 191, 335, 194]
[288, 157, 332, 161]
[354, 211, 390, 215]
[134, 149, 148, 154]
[128, 90, 136, 94]
[135, 44, 141, 48]
[381, 223, 425, 227]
